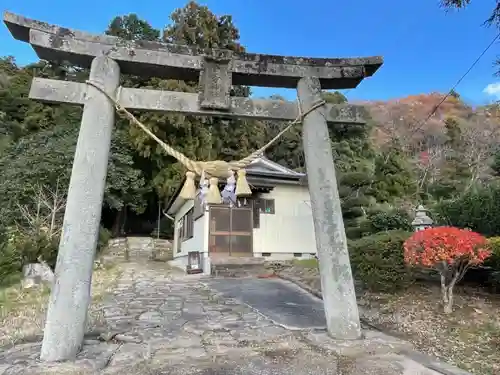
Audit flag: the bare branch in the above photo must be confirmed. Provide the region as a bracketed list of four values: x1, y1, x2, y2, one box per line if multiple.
[14, 182, 67, 236]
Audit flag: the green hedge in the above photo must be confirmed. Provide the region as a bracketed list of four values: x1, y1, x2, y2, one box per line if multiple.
[486, 237, 500, 269]
[486, 237, 500, 291]
[348, 230, 414, 292]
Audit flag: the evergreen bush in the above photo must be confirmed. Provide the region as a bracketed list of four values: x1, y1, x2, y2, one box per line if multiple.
[434, 185, 500, 237]
[486, 237, 500, 270]
[0, 225, 111, 286]
[0, 239, 22, 287]
[367, 210, 413, 233]
[349, 230, 414, 292]
[97, 226, 112, 254]
[486, 237, 500, 291]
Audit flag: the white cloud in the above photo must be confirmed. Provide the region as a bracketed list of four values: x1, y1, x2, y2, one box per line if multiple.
[483, 82, 500, 98]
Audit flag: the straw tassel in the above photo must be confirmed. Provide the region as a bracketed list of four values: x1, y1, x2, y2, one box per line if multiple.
[235, 169, 252, 197]
[179, 171, 197, 200]
[206, 177, 222, 204]
[85, 81, 327, 208]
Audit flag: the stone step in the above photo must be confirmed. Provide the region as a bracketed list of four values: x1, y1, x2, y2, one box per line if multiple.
[210, 256, 274, 278]
[210, 256, 265, 265]
[130, 247, 172, 250]
[104, 237, 172, 261]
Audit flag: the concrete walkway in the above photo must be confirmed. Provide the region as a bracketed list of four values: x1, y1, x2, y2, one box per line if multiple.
[207, 278, 328, 330]
[0, 262, 464, 374]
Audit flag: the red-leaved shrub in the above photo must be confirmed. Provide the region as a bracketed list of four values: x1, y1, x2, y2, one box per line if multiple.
[404, 226, 490, 313]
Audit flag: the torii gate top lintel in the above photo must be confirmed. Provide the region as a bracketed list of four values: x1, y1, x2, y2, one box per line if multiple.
[3, 10, 385, 362]
[3, 11, 383, 90]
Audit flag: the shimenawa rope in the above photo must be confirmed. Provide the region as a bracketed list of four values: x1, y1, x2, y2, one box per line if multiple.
[85, 80, 325, 203]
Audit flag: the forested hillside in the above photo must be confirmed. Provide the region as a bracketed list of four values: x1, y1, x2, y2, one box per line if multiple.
[1, 0, 500, 248]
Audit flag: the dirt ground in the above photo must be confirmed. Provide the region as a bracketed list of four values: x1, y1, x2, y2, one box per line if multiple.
[280, 262, 500, 375]
[0, 264, 122, 347]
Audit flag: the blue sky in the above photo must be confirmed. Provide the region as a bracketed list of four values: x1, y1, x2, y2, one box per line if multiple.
[1, 0, 500, 104]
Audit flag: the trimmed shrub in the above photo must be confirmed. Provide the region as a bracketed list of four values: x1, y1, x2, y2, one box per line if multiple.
[367, 210, 413, 233]
[434, 185, 500, 236]
[486, 237, 500, 270]
[486, 237, 500, 291]
[345, 226, 363, 240]
[349, 230, 414, 292]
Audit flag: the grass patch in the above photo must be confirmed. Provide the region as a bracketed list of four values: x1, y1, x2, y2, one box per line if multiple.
[0, 263, 122, 346]
[0, 272, 23, 289]
[292, 259, 318, 269]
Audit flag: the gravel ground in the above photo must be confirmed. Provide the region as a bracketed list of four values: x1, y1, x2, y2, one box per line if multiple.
[279, 263, 500, 375]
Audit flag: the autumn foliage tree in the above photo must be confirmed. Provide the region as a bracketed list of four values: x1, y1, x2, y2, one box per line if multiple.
[403, 227, 490, 313]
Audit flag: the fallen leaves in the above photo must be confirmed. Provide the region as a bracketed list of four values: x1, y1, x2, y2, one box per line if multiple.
[282, 264, 500, 375]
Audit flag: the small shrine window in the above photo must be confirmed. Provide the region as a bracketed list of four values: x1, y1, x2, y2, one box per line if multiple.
[259, 199, 275, 215]
[181, 208, 194, 241]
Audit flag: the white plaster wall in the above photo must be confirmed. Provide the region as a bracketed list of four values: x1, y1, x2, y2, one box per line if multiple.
[253, 252, 316, 261]
[168, 255, 190, 271]
[252, 185, 317, 257]
[172, 200, 207, 260]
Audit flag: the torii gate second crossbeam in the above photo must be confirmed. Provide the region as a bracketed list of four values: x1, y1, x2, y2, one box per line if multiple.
[3, 11, 383, 362]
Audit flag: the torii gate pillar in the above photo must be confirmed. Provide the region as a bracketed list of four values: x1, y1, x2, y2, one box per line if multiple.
[298, 77, 361, 339]
[41, 56, 120, 361]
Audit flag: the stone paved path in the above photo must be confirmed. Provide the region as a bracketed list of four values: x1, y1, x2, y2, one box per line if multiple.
[0, 262, 461, 374]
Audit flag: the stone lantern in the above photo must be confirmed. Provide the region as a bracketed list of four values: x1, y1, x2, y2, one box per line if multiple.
[411, 205, 433, 232]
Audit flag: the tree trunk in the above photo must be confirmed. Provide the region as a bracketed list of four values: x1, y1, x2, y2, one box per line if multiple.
[443, 288, 454, 314]
[440, 274, 448, 305]
[441, 273, 458, 314]
[121, 208, 128, 236]
[111, 207, 125, 237]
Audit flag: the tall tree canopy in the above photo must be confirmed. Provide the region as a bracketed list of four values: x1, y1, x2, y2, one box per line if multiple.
[3, 0, 500, 241]
[106, 14, 160, 41]
[441, 0, 500, 72]
[441, 0, 500, 26]
[105, 1, 265, 199]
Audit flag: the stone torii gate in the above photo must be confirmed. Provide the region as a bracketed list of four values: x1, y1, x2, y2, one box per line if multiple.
[4, 11, 383, 362]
